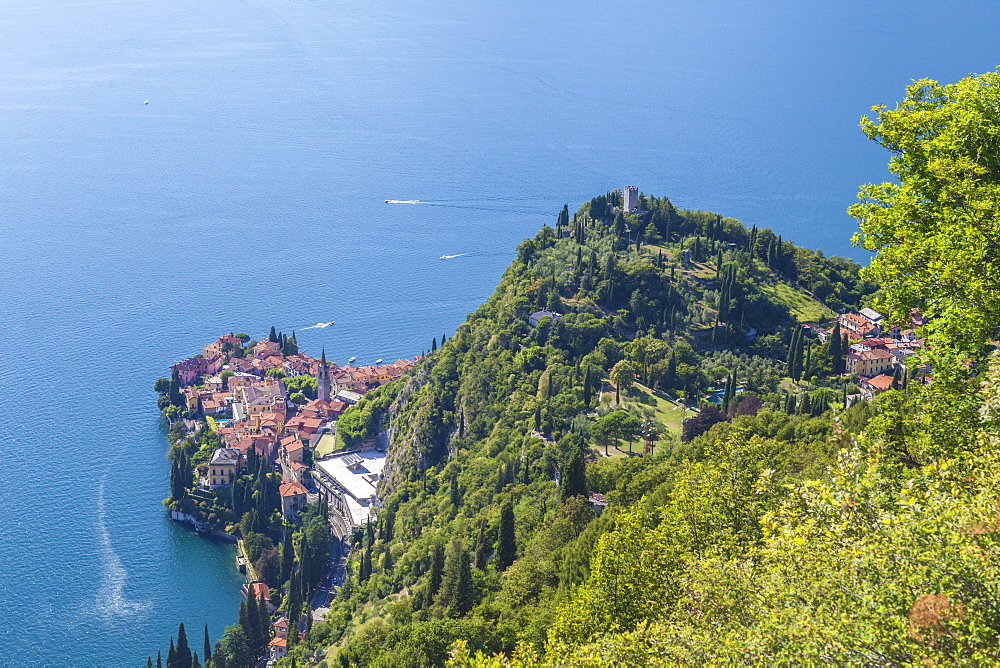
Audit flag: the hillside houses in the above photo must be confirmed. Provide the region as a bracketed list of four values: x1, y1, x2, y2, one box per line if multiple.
[833, 308, 928, 394]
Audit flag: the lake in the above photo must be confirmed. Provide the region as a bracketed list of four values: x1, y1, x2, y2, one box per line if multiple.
[1, 0, 997, 662]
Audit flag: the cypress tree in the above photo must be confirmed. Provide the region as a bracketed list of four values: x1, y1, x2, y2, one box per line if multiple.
[830, 321, 844, 373]
[496, 500, 516, 572]
[560, 444, 587, 502]
[473, 520, 488, 570]
[359, 545, 372, 582]
[148, 657, 153, 668]
[280, 529, 294, 584]
[191, 653, 200, 668]
[169, 368, 184, 408]
[176, 623, 192, 668]
[799, 392, 812, 415]
[248, 591, 263, 650]
[722, 372, 735, 414]
[790, 327, 805, 381]
[258, 593, 270, 647]
[784, 393, 796, 414]
[268, 326, 278, 343]
[157, 650, 163, 668]
[665, 350, 677, 390]
[287, 572, 301, 638]
[428, 541, 445, 597]
[437, 540, 473, 617]
[582, 367, 592, 406]
[167, 638, 176, 668]
[203, 625, 211, 665]
[300, 531, 312, 595]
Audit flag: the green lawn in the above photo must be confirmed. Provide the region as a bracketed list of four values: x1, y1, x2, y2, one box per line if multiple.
[599, 379, 696, 446]
[315, 432, 339, 457]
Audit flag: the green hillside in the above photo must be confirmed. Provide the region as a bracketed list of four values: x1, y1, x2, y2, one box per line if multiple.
[290, 194, 876, 666]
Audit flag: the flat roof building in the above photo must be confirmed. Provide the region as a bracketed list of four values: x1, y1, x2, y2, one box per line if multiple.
[315, 449, 387, 527]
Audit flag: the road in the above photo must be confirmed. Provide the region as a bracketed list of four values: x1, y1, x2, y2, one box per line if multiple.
[310, 508, 352, 621]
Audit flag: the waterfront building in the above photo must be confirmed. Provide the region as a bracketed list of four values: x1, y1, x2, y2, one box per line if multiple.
[208, 447, 242, 487]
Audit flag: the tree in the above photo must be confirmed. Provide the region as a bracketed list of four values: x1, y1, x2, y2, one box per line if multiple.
[681, 405, 726, 442]
[268, 326, 278, 343]
[496, 500, 516, 572]
[829, 320, 845, 374]
[282, 331, 298, 355]
[473, 520, 488, 570]
[203, 625, 211, 665]
[280, 529, 295, 584]
[591, 410, 642, 455]
[428, 540, 445, 596]
[154, 377, 170, 394]
[168, 368, 184, 407]
[157, 651, 162, 668]
[560, 440, 588, 502]
[214, 624, 253, 668]
[610, 360, 638, 397]
[436, 539, 473, 617]
[175, 622, 192, 668]
[850, 72, 1000, 353]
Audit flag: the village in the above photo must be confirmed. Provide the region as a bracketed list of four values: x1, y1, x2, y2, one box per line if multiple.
[166, 332, 420, 661]
[814, 306, 927, 400]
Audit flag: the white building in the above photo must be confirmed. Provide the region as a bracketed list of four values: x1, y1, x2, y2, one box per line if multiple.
[315, 450, 387, 527]
[624, 185, 638, 213]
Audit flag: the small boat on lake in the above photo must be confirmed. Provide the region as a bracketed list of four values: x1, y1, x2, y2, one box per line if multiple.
[375, 358, 383, 364]
[348, 356, 356, 363]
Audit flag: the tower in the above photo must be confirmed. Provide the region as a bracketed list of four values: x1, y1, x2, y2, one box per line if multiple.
[317, 347, 331, 401]
[623, 185, 638, 213]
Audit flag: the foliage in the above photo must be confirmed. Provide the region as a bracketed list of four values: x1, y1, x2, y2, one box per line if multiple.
[851, 71, 1000, 354]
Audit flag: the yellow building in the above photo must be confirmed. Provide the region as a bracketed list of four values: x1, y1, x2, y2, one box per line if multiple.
[209, 447, 242, 487]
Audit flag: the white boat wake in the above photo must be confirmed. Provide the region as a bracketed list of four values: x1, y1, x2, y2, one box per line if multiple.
[300, 321, 336, 330]
[385, 199, 421, 204]
[94, 479, 147, 618]
[439, 253, 469, 260]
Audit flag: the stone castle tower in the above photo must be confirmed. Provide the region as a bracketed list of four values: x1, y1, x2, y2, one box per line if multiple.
[317, 347, 331, 401]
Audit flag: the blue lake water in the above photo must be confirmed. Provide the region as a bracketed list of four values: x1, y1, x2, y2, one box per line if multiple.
[1, 0, 999, 663]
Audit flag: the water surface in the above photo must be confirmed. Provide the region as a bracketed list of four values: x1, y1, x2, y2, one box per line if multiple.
[1, 0, 997, 662]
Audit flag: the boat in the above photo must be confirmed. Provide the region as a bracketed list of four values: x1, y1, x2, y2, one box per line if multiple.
[375, 358, 383, 364]
[144, 100, 149, 105]
[348, 356, 356, 363]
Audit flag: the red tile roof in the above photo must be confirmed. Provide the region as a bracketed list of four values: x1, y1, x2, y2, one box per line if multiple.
[279, 481, 309, 497]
